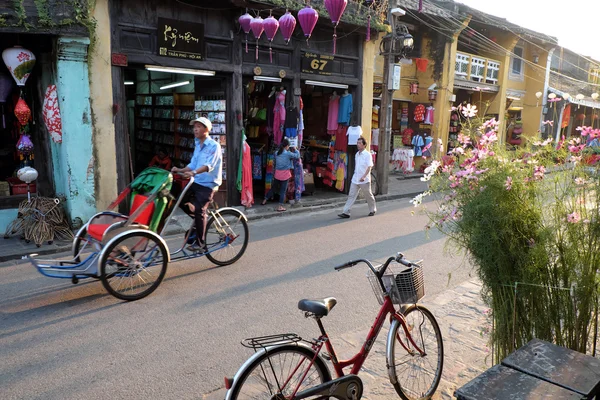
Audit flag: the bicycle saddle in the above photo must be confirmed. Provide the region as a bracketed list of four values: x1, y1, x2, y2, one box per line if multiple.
[298, 297, 337, 317]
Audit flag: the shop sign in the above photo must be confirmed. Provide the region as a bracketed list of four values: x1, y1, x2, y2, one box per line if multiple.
[111, 53, 128, 67]
[301, 52, 334, 76]
[157, 17, 204, 60]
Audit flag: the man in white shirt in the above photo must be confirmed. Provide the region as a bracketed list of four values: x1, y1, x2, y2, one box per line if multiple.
[339, 136, 377, 218]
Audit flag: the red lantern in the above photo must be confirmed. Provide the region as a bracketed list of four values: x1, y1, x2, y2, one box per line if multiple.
[263, 15, 279, 63]
[14, 97, 31, 126]
[428, 90, 437, 101]
[324, 0, 348, 54]
[576, 113, 585, 121]
[279, 11, 296, 44]
[410, 82, 419, 95]
[250, 17, 264, 62]
[239, 12, 253, 53]
[298, 5, 319, 44]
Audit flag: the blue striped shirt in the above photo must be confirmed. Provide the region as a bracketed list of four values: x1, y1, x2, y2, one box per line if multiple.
[187, 137, 222, 190]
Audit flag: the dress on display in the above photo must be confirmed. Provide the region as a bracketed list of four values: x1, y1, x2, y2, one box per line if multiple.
[241, 141, 254, 207]
[347, 126, 362, 145]
[273, 91, 286, 145]
[424, 106, 435, 125]
[284, 106, 298, 138]
[267, 92, 276, 135]
[327, 95, 340, 134]
[338, 93, 353, 125]
[298, 97, 305, 144]
[412, 134, 424, 156]
[422, 135, 433, 158]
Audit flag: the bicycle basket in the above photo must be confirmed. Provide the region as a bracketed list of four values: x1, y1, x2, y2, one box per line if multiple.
[366, 261, 425, 305]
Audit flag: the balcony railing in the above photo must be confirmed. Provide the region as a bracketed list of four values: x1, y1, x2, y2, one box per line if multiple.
[455, 52, 501, 85]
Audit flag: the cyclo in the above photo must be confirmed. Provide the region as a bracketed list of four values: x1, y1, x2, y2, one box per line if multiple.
[27, 167, 249, 301]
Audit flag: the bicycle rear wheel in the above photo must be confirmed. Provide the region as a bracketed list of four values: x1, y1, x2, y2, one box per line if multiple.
[205, 209, 248, 266]
[387, 305, 444, 400]
[229, 345, 331, 400]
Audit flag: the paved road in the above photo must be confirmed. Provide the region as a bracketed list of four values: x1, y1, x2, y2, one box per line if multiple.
[1, 199, 473, 399]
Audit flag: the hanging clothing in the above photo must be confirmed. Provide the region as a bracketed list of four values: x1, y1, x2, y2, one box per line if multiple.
[264, 153, 275, 196]
[414, 104, 425, 123]
[328, 95, 340, 133]
[424, 106, 435, 125]
[267, 92, 276, 135]
[293, 158, 304, 201]
[338, 93, 353, 125]
[273, 91, 286, 145]
[298, 110, 305, 144]
[252, 154, 262, 179]
[561, 104, 572, 129]
[347, 125, 362, 145]
[371, 129, 379, 147]
[334, 125, 349, 151]
[412, 134, 425, 157]
[284, 106, 298, 139]
[372, 106, 380, 129]
[335, 162, 346, 192]
[422, 136, 433, 158]
[241, 141, 254, 207]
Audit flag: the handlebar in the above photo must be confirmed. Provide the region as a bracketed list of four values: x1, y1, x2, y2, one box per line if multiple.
[334, 252, 419, 294]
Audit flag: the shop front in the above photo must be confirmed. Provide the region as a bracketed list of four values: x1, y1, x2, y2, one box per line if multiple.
[109, 0, 367, 206]
[0, 13, 96, 233]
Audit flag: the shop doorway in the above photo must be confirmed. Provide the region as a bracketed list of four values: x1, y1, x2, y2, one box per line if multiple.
[123, 67, 229, 205]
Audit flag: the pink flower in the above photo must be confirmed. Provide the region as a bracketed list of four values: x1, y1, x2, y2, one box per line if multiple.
[574, 177, 587, 185]
[480, 131, 498, 146]
[542, 120, 554, 127]
[505, 176, 513, 190]
[567, 212, 581, 223]
[457, 133, 471, 146]
[534, 165, 546, 180]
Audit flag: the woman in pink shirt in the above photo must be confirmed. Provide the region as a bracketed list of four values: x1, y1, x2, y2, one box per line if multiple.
[262, 139, 300, 212]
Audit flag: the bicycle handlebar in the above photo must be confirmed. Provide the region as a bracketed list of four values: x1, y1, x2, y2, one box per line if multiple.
[334, 253, 419, 294]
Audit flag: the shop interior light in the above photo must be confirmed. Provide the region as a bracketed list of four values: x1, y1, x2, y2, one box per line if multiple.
[304, 80, 349, 89]
[160, 80, 191, 90]
[507, 96, 521, 101]
[124, 81, 135, 85]
[254, 76, 282, 83]
[145, 65, 216, 76]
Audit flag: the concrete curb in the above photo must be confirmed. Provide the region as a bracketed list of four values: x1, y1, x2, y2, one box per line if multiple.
[0, 190, 421, 264]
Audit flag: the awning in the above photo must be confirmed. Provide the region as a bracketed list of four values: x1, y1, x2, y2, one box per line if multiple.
[549, 87, 600, 110]
[453, 79, 500, 93]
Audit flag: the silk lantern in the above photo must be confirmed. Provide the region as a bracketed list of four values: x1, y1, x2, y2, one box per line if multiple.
[239, 12, 253, 53]
[298, 5, 319, 44]
[250, 17, 264, 62]
[2, 46, 36, 87]
[43, 85, 63, 144]
[409, 82, 419, 95]
[14, 97, 31, 126]
[16, 132, 34, 154]
[324, 0, 348, 54]
[279, 11, 296, 44]
[263, 14, 279, 63]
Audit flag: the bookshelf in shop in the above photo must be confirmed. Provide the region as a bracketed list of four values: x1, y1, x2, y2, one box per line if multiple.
[134, 92, 228, 204]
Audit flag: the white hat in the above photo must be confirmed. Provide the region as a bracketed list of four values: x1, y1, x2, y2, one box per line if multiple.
[190, 117, 212, 131]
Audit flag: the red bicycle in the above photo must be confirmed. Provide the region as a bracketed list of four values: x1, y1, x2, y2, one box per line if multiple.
[225, 253, 444, 400]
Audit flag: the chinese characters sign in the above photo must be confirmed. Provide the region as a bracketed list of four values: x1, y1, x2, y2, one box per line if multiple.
[301, 52, 334, 75]
[157, 17, 204, 60]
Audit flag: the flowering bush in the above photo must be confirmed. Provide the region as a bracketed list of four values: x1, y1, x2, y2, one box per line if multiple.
[413, 104, 600, 360]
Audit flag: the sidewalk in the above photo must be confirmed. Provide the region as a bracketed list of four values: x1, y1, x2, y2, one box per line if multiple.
[0, 173, 427, 263]
[202, 279, 491, 399]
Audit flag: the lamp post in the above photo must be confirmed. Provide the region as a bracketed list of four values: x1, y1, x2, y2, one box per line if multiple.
[376, 7, 412, 194]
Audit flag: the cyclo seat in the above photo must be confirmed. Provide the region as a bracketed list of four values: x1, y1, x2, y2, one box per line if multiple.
[298, 297, 337, 317]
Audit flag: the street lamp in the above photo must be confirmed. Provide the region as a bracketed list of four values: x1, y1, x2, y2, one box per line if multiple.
[395, 25, 414, 58]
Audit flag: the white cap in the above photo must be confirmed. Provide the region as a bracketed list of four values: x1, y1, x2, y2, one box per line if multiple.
[190, 117, 212, 131]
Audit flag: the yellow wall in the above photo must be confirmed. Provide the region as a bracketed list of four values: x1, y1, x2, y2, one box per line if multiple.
[361, 33, 380, 147]
[89, 0, 118, 210]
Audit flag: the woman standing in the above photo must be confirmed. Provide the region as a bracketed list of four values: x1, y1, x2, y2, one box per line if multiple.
[262, 139, 299, 212]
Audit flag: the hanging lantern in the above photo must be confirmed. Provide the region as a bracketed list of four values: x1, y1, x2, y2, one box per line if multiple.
[2, 46, 36, 87]
[279, 11, 296, 44]
[263, 14, 279, 64]
[239, 12, 253, 53]
[576, 113, 585, 121]
[43, 85, 63, 144]
[298, 4, 319, 44]
[14, 97, 31, 126]
[16, 133, 34, 155]
[410, 82, 419, 95]
[250, 16, 264, 62]
[428, 90, 437, 101]
[324, 0, 348, 54]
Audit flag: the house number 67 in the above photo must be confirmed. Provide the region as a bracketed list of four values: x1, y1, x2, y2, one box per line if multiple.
[310, 59, 328, 71]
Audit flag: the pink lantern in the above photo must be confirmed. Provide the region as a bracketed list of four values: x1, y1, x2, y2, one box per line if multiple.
[239, 12, 253, 53]
[250, 16, 264, 62]
[298, 5, 319, 44]
[324, 0, 348, 54]
[263, 15, 279, 63]
[279, 11, 296, 45]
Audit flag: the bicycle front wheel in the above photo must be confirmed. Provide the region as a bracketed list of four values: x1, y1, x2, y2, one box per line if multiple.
[205, 209, 249, 266]
[387, 305, 444, 400]
[230, 345, 331, 400]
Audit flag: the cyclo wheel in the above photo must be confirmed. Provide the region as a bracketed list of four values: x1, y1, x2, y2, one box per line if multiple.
[205, 209, 248, 266]
[388, 305, 444, 400]
[230, 345, 331, 399]
[371, 171, 379, 196]
[99, 230, 168, 301]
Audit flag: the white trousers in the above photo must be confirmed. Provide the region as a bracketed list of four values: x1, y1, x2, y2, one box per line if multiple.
[342, 182, 376, 215]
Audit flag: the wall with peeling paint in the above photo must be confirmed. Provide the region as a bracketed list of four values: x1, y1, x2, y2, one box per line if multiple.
[54, 37, 96, 227]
